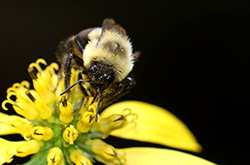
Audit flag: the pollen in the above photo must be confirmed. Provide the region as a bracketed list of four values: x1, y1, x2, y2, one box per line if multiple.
[105, 29, 112, 35]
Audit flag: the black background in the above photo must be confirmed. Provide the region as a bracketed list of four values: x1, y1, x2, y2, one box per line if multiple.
[0, 1, 249, 165]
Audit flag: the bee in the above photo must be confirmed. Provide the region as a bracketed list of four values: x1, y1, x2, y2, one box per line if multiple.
[56, 18, 140, 121]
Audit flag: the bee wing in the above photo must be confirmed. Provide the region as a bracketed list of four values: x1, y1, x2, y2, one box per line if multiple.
[76, 27, 97, 41]
[132, 51, 141, 62]
[56, 28, 97, 63]
[101, 18, 127, 36]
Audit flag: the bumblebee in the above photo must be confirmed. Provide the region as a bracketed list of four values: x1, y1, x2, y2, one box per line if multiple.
[56, 18, 140, 121]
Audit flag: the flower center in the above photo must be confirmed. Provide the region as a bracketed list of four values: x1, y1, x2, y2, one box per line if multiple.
[1, 58, 137, 165]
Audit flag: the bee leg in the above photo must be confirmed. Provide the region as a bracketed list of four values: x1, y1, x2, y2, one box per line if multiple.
[96, 87, 102, 122]
[78, 70, 90, 106]
[101, 75, 135, 109]
[62, 53, 83, 98]
[114, 75, 135, 95]
[122, 76, 135, 91]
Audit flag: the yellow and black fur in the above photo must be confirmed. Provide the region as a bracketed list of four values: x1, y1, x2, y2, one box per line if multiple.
[56, 18, 140, 121]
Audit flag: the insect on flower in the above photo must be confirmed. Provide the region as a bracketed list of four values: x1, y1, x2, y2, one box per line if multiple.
[0, 19, 217, 165]
[56, 18, 141, 121]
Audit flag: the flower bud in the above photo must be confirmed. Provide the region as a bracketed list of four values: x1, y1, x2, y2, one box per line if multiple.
[11, 140, 40, 157]
[70, 149, 92, 165]
[32, 126, 53, 141]
[90, 139, 126, 165]
[77, 111, 96, 133]
[59, 96, 74, 124]
[97, 108, 137, 138]
[63, 125, 78, 144]
[47, 147, 63, 165]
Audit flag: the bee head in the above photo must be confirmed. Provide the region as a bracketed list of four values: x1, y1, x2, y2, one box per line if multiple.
[88, 62, 115, 90]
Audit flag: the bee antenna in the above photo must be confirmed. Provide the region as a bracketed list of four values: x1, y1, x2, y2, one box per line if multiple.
[60, 79, 90, 96]
[95, 87, 102, 122]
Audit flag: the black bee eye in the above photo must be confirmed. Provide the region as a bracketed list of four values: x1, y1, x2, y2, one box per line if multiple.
[89, 65, 98, 72]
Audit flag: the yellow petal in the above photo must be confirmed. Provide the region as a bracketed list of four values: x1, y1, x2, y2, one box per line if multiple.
[101, 101, 202, 152]
[121, 147, 216, 165]
[0, 113, 33, 140]
[14, 140, 41, 157]
[0, 138, 18, 164]
[0, 138, 36, 165]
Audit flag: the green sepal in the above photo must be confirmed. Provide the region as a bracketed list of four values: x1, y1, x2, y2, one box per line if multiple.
[20, 149, 49, 165]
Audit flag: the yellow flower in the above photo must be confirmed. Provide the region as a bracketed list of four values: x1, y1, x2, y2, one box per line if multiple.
[70, 149, 93, 165]
[0, 59, 216, 165]
[47, 147, 64, 165]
